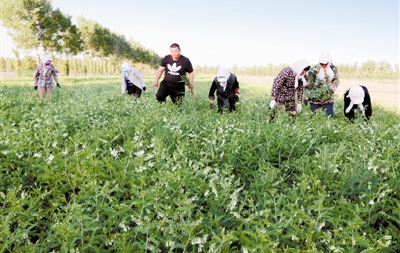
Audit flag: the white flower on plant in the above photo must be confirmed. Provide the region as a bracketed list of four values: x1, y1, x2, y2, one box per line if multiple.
[34, 152, 42, 158]
[144, 154, 154, 161]
[118, 221, 130, 232]
[291, 235, 299, 241]
[318, 221, 325, 231]
[1, 150, 10, 155]
[135, 166, 147, 172]
[135, 150, 145, 157]
[110, 148, 120, 158]
[369, 199, 375, 205]
[166, 240, 174, 247]
[47, 154, 55, 164]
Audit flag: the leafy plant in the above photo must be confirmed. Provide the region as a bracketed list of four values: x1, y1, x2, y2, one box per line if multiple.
[0, 75, 399, 252]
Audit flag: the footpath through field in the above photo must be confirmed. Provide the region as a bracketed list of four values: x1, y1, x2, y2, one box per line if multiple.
[238, 75, 400, 110]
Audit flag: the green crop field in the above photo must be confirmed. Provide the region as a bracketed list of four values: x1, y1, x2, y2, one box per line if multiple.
[1, 75, 399, 252]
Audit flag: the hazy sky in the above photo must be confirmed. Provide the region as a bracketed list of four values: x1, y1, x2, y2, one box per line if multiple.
[1, 0, 399, 67]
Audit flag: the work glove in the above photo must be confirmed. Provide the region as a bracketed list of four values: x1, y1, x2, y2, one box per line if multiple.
[34, 86, 38, 90]
[234, 95, 239, 102]
[304, 99, 309, 106]
[296, 104, 302, 112]
[57, 83, 61, 88]
[143, 86, 146, 91]
[209, 98, 214, 108]
[269, 100, 276, 109]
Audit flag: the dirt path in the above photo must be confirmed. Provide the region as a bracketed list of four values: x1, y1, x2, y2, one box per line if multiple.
[237, 75, 400, 110]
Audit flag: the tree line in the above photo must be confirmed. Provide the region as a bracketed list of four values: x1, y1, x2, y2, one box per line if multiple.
[0, 0, 162, 75]
[195, 61, 399, 80]
[1, 56, 399, 80]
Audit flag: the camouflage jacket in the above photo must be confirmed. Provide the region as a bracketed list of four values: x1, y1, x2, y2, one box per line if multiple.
[304, 64, 339, 104]
[34, 63, 59, 88]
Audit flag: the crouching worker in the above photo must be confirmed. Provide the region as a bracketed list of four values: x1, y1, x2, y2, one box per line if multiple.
[269, 59, 310, 118]
[121, 62, 146, 97]
[208, 67, 239, 113]
[344, 85, 372, 121]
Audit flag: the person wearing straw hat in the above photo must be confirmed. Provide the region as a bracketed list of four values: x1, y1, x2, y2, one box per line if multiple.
[304, 52, 340, 117]
[121, 62, 146, 97]
[208, 67, 240, 113]
[34, 55, 60, 99]
[269, 59, 311, 113]
[344, 85, 372, 121]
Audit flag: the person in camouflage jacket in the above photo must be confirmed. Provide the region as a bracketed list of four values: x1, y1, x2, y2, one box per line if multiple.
[304, 52, 339, 117]
[34, 55, 60, 99]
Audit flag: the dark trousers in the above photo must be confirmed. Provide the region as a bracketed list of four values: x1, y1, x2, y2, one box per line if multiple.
[127, 85, 142, 97]
[310, 103, 334, 117]
[217, 96, 237, 113]
[156, 81, 185, 104]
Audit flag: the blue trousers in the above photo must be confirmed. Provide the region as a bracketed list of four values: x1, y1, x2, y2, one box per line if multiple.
[310, 103, 334, 117]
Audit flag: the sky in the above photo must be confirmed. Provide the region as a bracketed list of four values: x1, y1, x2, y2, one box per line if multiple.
[1, 0, 399, 68]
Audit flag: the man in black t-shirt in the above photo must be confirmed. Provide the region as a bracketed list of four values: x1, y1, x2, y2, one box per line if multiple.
[153, 43, 194, 103]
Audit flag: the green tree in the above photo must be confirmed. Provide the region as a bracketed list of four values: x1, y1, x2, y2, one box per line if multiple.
[49, 9, 83, 75]
[0, 0, 54, 62]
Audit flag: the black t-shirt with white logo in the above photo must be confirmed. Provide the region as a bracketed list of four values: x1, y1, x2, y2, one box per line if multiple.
[161, 55, 193, 84]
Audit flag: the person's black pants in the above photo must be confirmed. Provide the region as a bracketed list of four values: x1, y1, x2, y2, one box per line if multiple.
[217, 96, 236, 113]
[156, 81, 185, 104]
[127, 85, 142, 97]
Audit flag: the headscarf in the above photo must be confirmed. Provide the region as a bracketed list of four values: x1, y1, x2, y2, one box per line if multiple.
[41, 55, 52, 65]
[345, 85, 366, 114]
[290, 59, 310, 89]
[121, 62, 131, 73]
[216, 67, 230, 91]
[317, 52, 334, 79]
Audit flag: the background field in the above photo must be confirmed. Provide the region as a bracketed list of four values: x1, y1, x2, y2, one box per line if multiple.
[0, 75, 399, 252]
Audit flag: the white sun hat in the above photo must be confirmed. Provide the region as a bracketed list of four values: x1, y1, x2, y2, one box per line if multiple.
[216, 67, 230, 83]
[347, 85, 365, 104]
[319, 52, 332, 65]
[345, 85, 366, 113]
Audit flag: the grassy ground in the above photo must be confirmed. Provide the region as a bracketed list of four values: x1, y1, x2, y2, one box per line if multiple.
[1, 75, 399, 252]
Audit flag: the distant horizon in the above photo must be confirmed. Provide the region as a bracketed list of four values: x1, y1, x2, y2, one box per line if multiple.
[1, 0, 399, 68]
